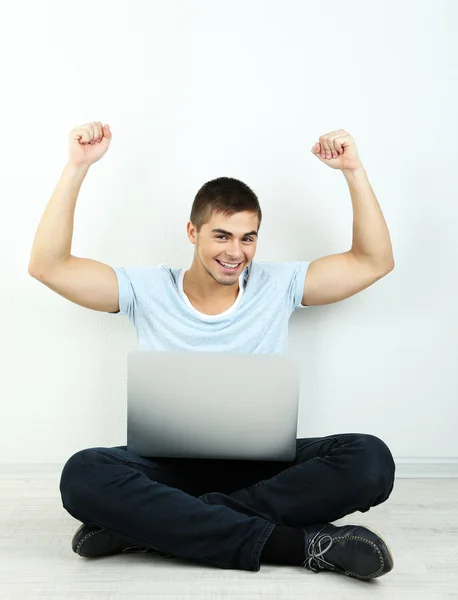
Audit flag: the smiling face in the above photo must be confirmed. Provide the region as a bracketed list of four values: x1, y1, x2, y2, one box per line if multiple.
[187, 210, 259, 287]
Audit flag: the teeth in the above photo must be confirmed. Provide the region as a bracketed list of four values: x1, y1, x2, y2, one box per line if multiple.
[219, 261, 239, 268]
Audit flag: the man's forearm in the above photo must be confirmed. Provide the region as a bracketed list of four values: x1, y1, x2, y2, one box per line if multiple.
[28, 162, 90, 274]
[343, 166, 394, 268]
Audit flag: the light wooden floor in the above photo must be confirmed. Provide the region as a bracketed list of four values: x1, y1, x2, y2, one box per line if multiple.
[1, 467, 457, 599]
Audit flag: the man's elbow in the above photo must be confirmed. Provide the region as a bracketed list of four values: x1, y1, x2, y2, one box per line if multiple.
[380, 258, 395, 276]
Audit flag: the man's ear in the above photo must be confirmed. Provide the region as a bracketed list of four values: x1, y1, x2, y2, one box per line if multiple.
[187, 221, 197, 244]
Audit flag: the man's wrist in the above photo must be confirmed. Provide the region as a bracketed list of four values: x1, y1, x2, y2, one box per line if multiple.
[66, 161, 90, 172]
[342, 164, 367, 181]
[64, 161, 90, 178]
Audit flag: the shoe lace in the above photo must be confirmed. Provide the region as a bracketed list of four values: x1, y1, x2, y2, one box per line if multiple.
[303, 528, 336, 573]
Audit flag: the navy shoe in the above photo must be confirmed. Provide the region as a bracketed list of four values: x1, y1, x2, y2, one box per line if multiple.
[72, 524, 172, 558]
[302, 523, 394, 580]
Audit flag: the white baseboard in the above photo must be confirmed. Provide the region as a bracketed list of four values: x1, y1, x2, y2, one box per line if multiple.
[1, 459, 458, 478]
[394, 458, 458, 478]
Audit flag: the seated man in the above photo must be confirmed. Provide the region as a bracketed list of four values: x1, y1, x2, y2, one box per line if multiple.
[29, 122, 396, 579]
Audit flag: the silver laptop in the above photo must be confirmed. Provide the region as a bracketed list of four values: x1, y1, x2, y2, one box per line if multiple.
[127, 350, 301, 461]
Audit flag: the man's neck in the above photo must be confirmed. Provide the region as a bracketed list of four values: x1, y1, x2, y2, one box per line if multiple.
[183, 267, 240, 305]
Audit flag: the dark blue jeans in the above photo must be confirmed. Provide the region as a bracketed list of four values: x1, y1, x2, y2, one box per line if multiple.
[59, 432, 395, 571]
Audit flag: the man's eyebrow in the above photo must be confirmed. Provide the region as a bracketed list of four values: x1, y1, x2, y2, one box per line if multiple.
[211, 228, 258, 237]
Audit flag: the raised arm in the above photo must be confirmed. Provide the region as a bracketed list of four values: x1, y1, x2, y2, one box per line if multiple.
[28, 122, 120, 312]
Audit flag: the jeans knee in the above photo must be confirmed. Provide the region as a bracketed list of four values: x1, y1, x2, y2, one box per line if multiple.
[59, 447, 103, 511]
[357, 434, 396, 503]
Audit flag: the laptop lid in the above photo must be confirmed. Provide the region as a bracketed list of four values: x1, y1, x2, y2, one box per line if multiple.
[127, 350, 301, 461]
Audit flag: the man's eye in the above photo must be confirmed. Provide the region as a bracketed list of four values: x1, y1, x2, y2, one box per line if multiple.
[216, 235, 253, 241]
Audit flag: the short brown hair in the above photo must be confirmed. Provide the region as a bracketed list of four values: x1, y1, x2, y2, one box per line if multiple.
[190, 177, 262, 233]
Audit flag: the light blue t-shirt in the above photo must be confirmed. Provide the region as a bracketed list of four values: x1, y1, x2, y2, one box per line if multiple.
[109, 260, 310, 354]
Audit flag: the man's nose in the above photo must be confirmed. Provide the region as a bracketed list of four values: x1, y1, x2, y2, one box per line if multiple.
[227, 243, 244, 259]
[230, 240, 246, 254]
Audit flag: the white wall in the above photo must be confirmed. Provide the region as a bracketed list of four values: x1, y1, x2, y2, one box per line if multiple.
[1, 0, 456, 463]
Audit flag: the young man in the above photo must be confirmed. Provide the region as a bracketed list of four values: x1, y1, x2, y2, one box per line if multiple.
[29, 122, 396, 578]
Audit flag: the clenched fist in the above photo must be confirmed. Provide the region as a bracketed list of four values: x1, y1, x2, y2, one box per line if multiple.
[68, 121, 112, 167]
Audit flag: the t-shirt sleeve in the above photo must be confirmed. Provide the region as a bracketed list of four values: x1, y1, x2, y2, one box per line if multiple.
[286, 260, 312, 310]
[255, 260, 311, 312]
[108, 266, 139, 318]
